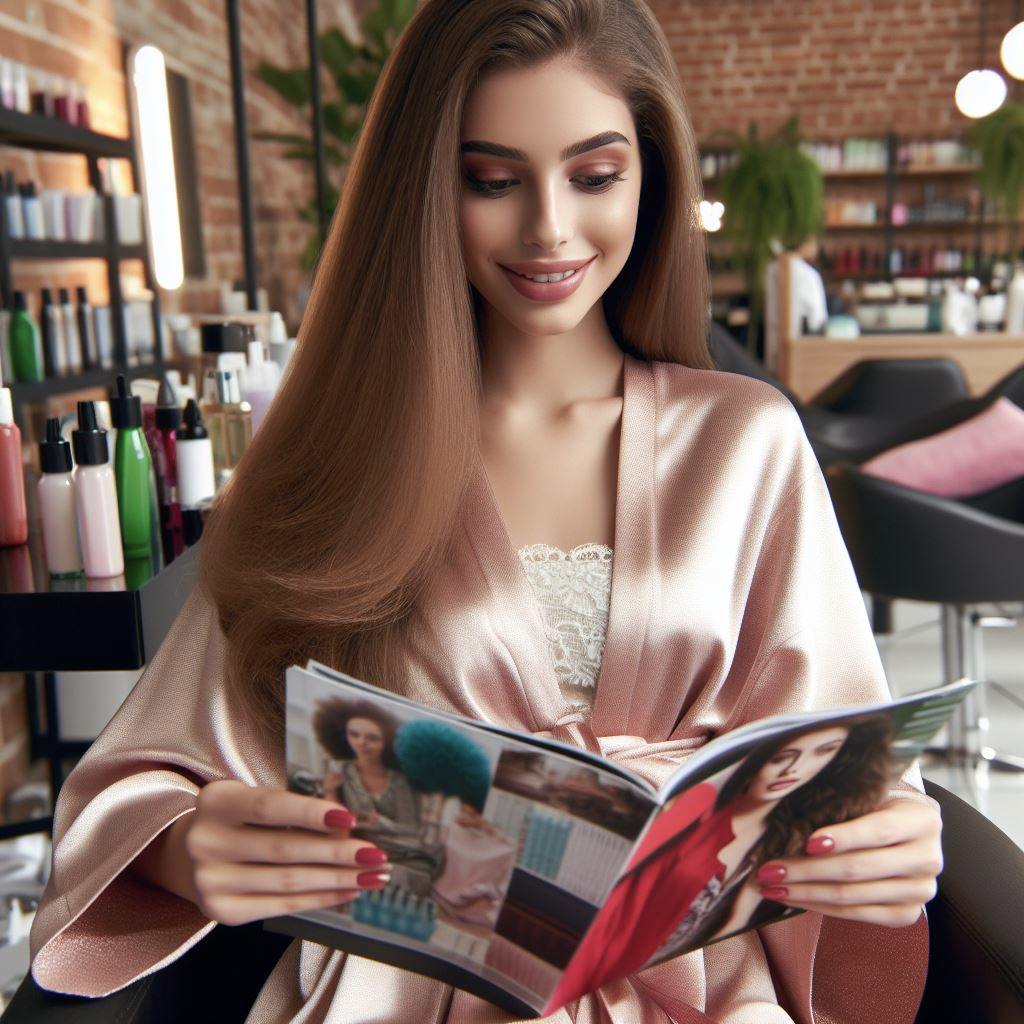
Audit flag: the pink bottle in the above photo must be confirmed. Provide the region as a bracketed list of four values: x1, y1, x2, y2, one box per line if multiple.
[72, 401, 124, 578]
[38, 417, 83, 577]
[0, 387, 29, 547]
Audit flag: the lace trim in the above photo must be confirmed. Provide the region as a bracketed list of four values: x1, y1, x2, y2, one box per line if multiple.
[517, 543, 612, 714]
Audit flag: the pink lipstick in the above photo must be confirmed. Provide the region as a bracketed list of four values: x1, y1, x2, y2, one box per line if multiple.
[499, 256, 595, 302]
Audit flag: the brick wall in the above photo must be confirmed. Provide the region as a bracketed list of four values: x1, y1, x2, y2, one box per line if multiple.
[0, 0, 1018, 330]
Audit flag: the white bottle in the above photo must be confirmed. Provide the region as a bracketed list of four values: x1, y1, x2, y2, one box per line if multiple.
[1004, 266, 1024, 335]
[268, 311, 297, 373]
[37, 417, 83, 577]
[176, 399, 216, 546]
[242, 339, 281, 431]
[72, 401, 123, 579]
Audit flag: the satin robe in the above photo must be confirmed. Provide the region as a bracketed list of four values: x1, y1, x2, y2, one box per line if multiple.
[29, 358, 929, 1024]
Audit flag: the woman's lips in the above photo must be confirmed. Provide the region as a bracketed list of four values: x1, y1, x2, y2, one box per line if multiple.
[767, 779, 799, 791]
[499, 257, 596, 302]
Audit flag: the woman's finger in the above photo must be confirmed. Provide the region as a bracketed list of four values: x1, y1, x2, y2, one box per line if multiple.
[801, 798, 941, 858]
[760, 874, 937, 909]
[758, 837, 940, 887]
[197, 860, 392, 897]
[198, 779, 357, 834]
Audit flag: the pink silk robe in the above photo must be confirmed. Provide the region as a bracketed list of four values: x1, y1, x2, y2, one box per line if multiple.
[30, 358, 929, 1023]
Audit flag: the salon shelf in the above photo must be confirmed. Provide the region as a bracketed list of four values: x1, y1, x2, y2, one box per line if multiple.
[7, 238, 147, 261]
[0, 107, 132, 159]
[8, 361, 166, 406]
[0, 542, 199, 672]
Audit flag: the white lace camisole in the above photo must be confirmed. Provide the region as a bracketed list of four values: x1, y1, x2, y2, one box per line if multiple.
[517, 543, 612, 715]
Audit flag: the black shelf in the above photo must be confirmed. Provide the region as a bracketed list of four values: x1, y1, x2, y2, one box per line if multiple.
[0, 543, 199, 672]
[7, 361, 166, 405]
[0, 106, 132, 159]
[8, 238, 147, 261]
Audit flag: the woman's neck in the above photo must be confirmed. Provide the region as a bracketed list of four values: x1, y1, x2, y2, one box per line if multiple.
[479, 304, 624, 414]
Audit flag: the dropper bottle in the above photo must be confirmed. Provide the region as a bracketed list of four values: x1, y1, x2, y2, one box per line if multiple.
[37, 417, 83, 576]
[109, 374, 154, 560]
[72, 401, 123, 578]
[151, 377, 183, 563]
[176, 399, 216, 546]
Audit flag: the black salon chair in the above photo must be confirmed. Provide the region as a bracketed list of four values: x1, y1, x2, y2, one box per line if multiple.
[708, 324, 971, 466]
[5, 785, 1024, 1023]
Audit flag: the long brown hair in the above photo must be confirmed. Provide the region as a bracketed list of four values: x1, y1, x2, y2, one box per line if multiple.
[201, 0, 712, 731]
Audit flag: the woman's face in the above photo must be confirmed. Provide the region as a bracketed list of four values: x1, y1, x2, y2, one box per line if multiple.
[459, 57, 643, 340]
[746, 726, 849, 803]
[346, 717, 386, 766]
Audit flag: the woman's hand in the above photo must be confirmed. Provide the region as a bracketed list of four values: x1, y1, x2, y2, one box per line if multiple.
[133, 780, 392, 926]
[754, 797, 943, 927]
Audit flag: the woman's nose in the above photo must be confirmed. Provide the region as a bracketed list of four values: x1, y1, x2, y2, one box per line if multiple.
[523, 180, 573, 251]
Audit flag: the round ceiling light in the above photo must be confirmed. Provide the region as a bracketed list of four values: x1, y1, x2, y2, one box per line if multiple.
[1001, 21, 1024, 79]
[954, 68, 1008, 118]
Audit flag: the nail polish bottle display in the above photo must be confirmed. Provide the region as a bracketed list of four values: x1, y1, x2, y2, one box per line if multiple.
[40, 287, 65, 377]
[149, 377, 184, 564]
[0, 387, 28, 547]
[59, 287, 83, 374]
[176, 399, 216, 546]
[37, 417, 83, 577]
[201, 368, 252, 484]
[72, 401, 123, 578]
[109, 375, 153, 560]
[8, 292, 42, 383]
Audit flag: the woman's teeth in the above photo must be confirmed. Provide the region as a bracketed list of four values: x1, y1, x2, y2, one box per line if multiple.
[517, 269, 577, 282]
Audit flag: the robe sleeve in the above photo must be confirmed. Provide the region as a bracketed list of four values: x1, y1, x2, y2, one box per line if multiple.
[28, 587, 282, 997]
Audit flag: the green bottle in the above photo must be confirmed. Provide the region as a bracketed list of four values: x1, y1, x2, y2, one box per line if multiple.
[8, 291, 43, 383]
[110, 374, 154, 560]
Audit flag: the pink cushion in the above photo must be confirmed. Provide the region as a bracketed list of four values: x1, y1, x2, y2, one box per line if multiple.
[862, 397, 1024, 498]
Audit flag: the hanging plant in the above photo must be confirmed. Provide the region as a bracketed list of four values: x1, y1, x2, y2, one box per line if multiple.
[714, 118, 824, 351]
[970, 100, 1024, 262]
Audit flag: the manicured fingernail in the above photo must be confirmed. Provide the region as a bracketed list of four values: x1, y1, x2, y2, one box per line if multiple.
[324, 809, 357, 830]
[757, 863, 787, 884]
[761, 886, 789, 900]
[357, 871, 390, 889]
[806, 835, 835, 855]
[354, 846, 388, 866]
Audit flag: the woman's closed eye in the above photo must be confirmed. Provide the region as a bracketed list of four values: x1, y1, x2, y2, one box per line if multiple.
[574, 171, 625, 193]
[464, 171, 519, 195]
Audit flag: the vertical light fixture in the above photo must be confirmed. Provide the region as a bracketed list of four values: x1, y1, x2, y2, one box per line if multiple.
[955, 0, 1008, 119]
[129, 45, 184, 291]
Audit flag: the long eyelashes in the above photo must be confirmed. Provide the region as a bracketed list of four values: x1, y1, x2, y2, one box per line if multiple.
[463, 171, 626, 198]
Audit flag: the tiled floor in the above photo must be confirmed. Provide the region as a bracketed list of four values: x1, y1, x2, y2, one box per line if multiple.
[878, 598, 1024, 850]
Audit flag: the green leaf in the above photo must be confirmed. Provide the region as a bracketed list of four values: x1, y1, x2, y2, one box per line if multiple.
[255, 62, 310, 108]
[319, 27, 358, 77]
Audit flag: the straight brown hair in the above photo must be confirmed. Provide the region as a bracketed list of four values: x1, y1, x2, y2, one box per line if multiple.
[201, 0, 712, 732]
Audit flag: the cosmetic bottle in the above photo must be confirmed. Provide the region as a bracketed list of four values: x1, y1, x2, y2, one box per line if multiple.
[241, 339, 281, 432]
[40, 287, 65, 377]
[0, 387, 28, 547]
[72, 401, 123, 578]
[201, 369, 252, 484]
[3, 171, 24, 240]
[176, 399, 216, 546]
[76, 286, 97, 370]
[37, 417, 83, 577]
[20, 182, 43, 240]
[148, 377, 184, 564]
[0, 60, 13, 110]
[8, 291, 42, 383]
[109, 375, 154, 560]
[59, 288, 82, 374]
[12, 64, 29, 115]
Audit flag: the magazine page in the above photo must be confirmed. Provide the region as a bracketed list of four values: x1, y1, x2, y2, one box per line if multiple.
[542, 679, 973, 1013]
[267, 663, 660, 1017]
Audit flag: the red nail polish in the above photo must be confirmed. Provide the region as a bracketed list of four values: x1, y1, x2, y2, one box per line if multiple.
[324, 809, 357, 830]
[356, 871, 390, 889]
[806, 835, 835, 855]
[756, 864, 787, 884]
[355, 846, 388, 866]
[761, 886, 789, 901]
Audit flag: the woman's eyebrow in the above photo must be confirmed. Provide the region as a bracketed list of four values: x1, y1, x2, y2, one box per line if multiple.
[460, 130, 631, 163]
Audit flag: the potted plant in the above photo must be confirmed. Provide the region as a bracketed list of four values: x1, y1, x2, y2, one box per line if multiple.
[255, 0, 416, 269]
[971, 99, 1024, 263]
[714, 118, 824, 351]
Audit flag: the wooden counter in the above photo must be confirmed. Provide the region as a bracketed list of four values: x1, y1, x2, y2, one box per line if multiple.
[780, 332, 1024, 402]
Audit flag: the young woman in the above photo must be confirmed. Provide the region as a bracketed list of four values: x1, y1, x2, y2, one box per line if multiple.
[29, 2, 941, 1021]
[313, 699, 444, 897]
[549, 714, 899, 1005]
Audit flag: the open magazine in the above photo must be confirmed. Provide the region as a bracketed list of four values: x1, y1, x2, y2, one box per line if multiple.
[267, 662, 972, 1017]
